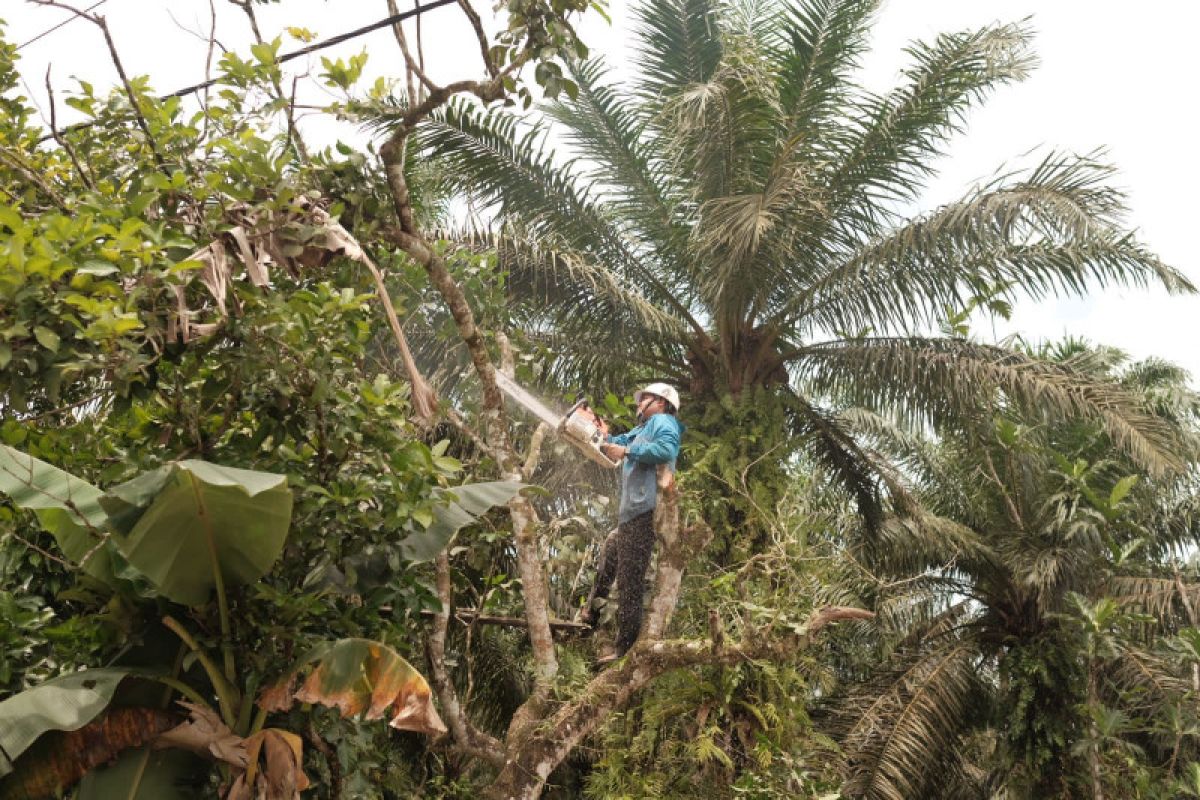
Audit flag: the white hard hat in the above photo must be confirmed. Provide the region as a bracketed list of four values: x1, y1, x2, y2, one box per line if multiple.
[635, 382, 680, 413]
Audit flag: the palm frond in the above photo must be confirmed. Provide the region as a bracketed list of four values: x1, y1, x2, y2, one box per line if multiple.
[839, 640, 984, 800]
[421, 100, 610, 254]
[1119, 357, 1200, 429]
[632, 0, 723, 107]
[792, 337, 1187, 477]
[786, 390, 910, 530]
[454, 226, 694, 343]
[547, 60, 689, 260]
[691, 161, 824, 309]
[420, 100, 708, 335]
[781, 152, 1194, 333]
[866, 512, 997, 582]
[774, 0, 877, 136]
[1109, 645, 1191, 715]
[837, 407, 949, 487]
[1109, 574, 1200, 623]
[826, 21, 1035, 227]
[521, 330, 691, 396]
[663, 29, 780, 206]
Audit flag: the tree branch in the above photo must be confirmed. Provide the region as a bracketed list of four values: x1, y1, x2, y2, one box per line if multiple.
[30, 1, 168, 170]
[456, 0, 498, 78]
[0, 146, 68, 211]
[420, 608, 590, 632]
[486, 606, 875, 799]
[424, 553, 506, 767]
[44, 65, 96, 191]
[387, 0, 437, 97]
[521, 423, 549, 481]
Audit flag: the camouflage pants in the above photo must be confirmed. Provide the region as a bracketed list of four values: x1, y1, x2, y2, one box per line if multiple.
[586, 510, 656, 655]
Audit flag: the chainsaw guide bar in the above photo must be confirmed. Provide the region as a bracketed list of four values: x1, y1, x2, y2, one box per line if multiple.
[494, 372, 621, 469]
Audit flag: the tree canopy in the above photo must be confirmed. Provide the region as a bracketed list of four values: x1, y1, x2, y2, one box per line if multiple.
[1, 1, 1198, 799]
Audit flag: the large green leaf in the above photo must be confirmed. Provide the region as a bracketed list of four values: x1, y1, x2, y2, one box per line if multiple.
[0, 668, 129, 778]
[77, 748, 203, 800]
[397, 480, 523, 562]
[0, 445, 116, 584]
[99, 460, 293, 607]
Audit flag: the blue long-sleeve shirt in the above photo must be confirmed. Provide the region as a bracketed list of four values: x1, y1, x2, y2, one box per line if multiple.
[608, 413, 683, 523]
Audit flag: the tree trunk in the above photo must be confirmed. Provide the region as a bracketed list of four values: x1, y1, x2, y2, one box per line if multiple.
[482, 607, 873, 799]
[1087, 671, 1105, 800]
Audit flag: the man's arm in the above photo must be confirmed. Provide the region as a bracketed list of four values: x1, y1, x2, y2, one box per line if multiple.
[625, 418, 679, 465]
[607, 429, 638, 447]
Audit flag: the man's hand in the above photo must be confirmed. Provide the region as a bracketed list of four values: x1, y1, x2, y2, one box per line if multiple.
[580, 405, 609, 437]
[601, 443, 627, 461]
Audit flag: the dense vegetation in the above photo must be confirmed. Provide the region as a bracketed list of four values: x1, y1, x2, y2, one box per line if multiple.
[1, 1, 1197, 798]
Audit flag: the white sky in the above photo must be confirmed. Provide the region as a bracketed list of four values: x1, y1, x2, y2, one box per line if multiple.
[6, 1, 1198, 383]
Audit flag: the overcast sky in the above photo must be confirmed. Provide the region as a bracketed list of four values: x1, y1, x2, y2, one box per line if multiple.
[7, 1, 1198, 383]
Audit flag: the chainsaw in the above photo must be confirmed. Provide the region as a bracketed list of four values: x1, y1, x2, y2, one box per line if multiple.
[494, 372, 621, 469]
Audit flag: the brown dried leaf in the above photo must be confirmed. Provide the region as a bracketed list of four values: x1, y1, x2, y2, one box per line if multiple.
[228, 226, 270, 288]
[310, 212, 364, 261]
[224, 729, 308, 800]
[259, 730, 309, 797]
[307, 207, 438, 424]
[154, 702, 247, 768]
[194, 241, 231, 317]
[255, 675, 296, 714]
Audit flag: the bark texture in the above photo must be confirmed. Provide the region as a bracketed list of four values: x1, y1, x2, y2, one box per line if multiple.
[483, 606, 874, 799]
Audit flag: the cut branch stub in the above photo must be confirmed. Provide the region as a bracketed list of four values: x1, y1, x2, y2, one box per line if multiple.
[258, 639, 447, 736]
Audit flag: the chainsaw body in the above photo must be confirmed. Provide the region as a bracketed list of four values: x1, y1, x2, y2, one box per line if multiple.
[561, 401, 622, 469]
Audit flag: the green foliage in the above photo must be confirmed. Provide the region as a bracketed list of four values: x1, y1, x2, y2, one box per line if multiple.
[827, 341, 1200, 798]
[684, 389, 795, 559]
[419, 0, 1193, 566]
[999, 637, 1086, 781]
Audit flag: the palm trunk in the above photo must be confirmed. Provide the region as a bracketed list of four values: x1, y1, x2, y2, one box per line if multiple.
[1087, 671, 1105, 800]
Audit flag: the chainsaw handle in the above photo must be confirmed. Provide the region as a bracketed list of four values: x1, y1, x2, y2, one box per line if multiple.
[569, 400, 609, 438]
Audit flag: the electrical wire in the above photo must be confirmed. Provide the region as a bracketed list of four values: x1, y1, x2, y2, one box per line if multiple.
[17, 0, 110, 50]
[33, 0, 456, 141]
[163, 0, 455, 99]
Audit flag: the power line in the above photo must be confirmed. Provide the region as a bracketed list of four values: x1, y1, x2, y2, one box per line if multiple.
[163, 0, 456, 99]
[17, 0, 110, 50]
[35, 0, 456, 141]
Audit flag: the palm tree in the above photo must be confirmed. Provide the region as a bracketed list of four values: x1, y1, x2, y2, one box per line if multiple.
[825, 342, 1200, 798]
[417, 0, 1191, 530]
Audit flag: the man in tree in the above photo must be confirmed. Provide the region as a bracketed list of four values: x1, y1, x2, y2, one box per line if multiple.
[580, 383, 684, 664]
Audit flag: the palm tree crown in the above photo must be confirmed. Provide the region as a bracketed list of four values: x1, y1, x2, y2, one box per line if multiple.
[827, 342, 1200, 798]
[418, 0, 1192, 510]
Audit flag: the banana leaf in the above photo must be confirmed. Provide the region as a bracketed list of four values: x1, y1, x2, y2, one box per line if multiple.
[0, 669, 130, 779]
[397, 480, 523, 562]
[100, 461, 293, 606]
[0, 445, 116, 584]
